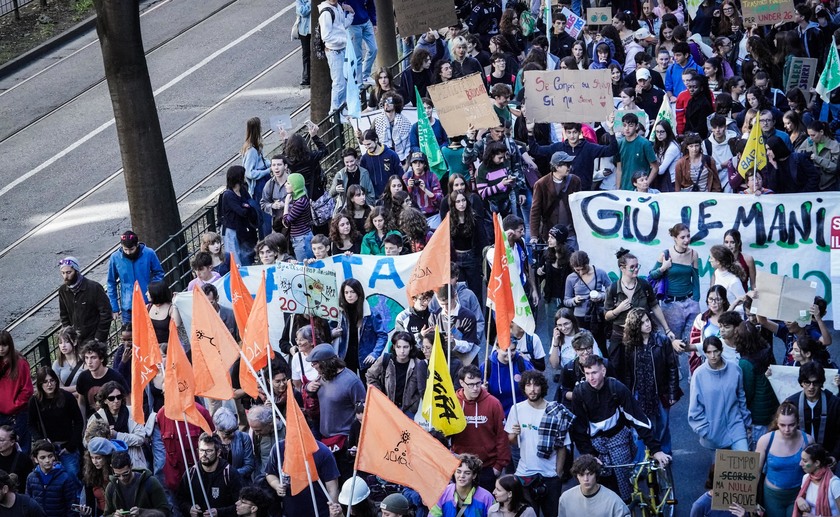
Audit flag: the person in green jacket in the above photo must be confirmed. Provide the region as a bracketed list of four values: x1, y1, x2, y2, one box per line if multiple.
[734, 321, 779, 446]
[360, 206, 402, 255]
[104, 452, 170, 517]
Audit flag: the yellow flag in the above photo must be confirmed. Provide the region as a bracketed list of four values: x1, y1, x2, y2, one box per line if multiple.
[737, 119, 767, 178]
[421, 327, 466, 436]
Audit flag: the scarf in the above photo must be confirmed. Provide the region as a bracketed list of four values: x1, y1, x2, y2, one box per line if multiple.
[799, 391, 827, 444]
[69, 272, 85, 293]
[792, 466, 834, 517]
[104, 404, 130, 434]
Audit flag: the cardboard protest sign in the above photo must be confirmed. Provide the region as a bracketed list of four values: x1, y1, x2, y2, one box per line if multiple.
[524, 69, 612, 123]
[712, 450, 762, 511]
[742, 0, 795, 26]
[569, 192, 840, 320]
[427, 74, 500, 135]
[768, 365, 840, 402]
[561, 7, 586, 38]
[392, 0, 457, 38]
[832, 216, 840, 321]
[587, 7, 611, 25]
[753, 271, 817, 324]
[785, 58, 818, 100]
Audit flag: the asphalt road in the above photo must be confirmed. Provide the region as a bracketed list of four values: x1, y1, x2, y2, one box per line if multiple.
[0, 0, 311, 345]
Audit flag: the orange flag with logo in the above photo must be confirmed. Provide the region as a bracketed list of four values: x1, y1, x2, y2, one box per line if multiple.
[163, 319, 211, 434]
[190, 285, 240, 400]
[486, 214, 515, 350]
[356, 387, 460, 507]
[239, 273, 273, 398]
[405, 213, 451, 302]
[130, 281, 162, 424]
[283, 381, 320, 495]
[229, 253, 254, 334]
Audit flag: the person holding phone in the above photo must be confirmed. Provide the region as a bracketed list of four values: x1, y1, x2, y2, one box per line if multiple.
[104, 451, 169, 517]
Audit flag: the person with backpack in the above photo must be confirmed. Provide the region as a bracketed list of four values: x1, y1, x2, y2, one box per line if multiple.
[317, 0, 355, 115]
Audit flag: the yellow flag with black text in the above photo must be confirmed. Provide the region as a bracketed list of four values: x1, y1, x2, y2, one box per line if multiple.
[737, 119, 767, 178]
[421, 327, 466, 436]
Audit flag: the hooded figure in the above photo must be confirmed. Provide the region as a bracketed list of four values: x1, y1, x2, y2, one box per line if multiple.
[589, 40, 620, 70]
[287, 172, 308, 200]
[282, 172, 316, 260]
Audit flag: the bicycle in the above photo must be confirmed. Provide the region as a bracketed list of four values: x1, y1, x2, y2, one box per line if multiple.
[604, 449, 677, 517]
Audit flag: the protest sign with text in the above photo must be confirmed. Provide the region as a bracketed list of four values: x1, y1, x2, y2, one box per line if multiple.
[570, 192, 840, 320]
[561, 7, 585, 38]
[742, 0, 795, 26]
[392, 0, 457, 38]
[524, 69, 612, 123]
[785, 57, 818, 99]
[712, 450, 761, 511]
[428, 74, 501, 135]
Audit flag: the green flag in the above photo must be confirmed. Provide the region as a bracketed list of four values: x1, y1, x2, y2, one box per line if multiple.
[648, 96, 676, 142]
[415, 87, 448, 180]
[816, 42, 840, 104]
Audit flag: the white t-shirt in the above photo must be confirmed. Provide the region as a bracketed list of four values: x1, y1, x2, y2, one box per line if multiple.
[513, 333, 546, 362]
[290, 352, 319, 382]
[504, 401, 567, 477]
[802, 474, 840, 516]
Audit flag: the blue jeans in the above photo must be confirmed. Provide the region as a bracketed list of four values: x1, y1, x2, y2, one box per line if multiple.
[151, 425, 166, 481]
[59, 449, 80, 478]
[634, 402, 672, 462]
[348, 21, 377, 81]
[292, 232, 314, 261]
[224, 228, 255, 266]
[325, 47, 347, 113]
[660, 298, 700, 343]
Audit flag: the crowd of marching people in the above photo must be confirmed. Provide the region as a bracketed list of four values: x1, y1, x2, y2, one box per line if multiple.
[7, 0, 840, 515]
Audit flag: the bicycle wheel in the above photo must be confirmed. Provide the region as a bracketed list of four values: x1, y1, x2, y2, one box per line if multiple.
[653, 463, 676, 517]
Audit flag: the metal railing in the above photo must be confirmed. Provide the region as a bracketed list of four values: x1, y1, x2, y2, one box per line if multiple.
[2, 0, 37, 19]
[20, 52, 413, 373]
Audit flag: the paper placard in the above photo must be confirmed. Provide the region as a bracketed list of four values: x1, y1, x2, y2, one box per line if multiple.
[561, 7, 586, 38]
[393, 0, 458, 38]
[784, 58, 818, 99]
[767, 365, 840, 403]
[742, 0, 795, 26]
[523, 69, 613, 123]
[587, 7, 611, 25]
[712, 450, 762, 511]
[427, 73, 500, 136]
[753, 271, 817, 323]
[269, 114, 292, 132]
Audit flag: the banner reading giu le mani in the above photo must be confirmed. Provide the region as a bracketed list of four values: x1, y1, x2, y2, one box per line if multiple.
[570, 192, 840, 320]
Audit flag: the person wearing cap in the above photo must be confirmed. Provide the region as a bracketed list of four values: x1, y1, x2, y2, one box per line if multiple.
[380, 493, 411, 516]
[106, 231, 164, 325]
[402, 152, 443, 228]
[529, 152, 580, 248]
[328, 476, 374, 516]
[58, 257, 112, 344]
[634, 66, 667, 123]
[305, 344, 366, 480]
[623, 27, 656, 76]
[83, 437, 127, 515]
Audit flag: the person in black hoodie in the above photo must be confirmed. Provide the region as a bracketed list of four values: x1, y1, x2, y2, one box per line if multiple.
[548, 12, 576, 60]
[177, 434, 242, 517]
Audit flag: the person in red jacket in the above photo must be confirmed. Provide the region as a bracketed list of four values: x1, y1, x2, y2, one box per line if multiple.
[0, 330, 34, 456]
[155, 403, 215, 492]
[450, 364, 511, 493]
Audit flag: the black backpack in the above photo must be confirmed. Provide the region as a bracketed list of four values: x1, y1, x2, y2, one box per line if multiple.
[313, 5, 335, 60]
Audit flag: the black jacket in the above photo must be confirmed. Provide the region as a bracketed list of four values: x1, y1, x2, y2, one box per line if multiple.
[58, 277, 112, 343]
[623, 332, 682, 408]
[177, 459, 242, 517]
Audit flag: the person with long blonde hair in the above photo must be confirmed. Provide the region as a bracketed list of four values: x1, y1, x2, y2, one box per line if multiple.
[241, 117, 271, 238]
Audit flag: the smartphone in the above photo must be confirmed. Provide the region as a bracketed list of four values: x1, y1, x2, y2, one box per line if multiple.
[663, 249, 670, 261]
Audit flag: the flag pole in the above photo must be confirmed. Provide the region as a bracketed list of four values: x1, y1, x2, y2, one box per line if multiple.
[183, 414, 213, 511]
[267, 343, 284, 474]
[173, 419, 196, 509]
[238, 349, 288, 426]
[446, 283, 452, 369]
[508, 353, 521, 448]
[343, 470, 358, 517]
[483, 305, 492, 384]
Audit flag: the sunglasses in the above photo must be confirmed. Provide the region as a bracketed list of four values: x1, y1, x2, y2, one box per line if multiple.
[106, 394, 124, 402]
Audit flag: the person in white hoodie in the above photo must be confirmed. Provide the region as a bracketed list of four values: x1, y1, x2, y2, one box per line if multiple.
[318, 0, 354, 113]
[704, 115, 738, 192]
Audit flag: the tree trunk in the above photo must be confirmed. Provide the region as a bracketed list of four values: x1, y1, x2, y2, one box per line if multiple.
[310, 2, 332, 123]
[372, 0, 397, 72]
[92, 0, 181, 249]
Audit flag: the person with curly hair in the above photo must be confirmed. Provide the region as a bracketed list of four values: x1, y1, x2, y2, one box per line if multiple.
[360, 206, 401, 255]
[328, 211, 362, 255]
[399, 207, 433, 253]
[623, 308, 681, 455]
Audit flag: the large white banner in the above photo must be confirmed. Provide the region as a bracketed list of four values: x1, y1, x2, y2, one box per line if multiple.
[173, 254, 418, 348]
[767, 364, 839, 402]
[570, 192, 840, 320]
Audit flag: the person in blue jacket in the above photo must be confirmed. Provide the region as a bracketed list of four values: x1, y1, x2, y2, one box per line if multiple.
[409, 97, 449, 154]
[25, 440, 80, 517]
[333, 278, 388, 376]
[106, 231, 164, 325]
[481, 343, 535, 415]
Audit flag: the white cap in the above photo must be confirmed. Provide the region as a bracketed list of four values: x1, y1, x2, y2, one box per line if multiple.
[636, 68, 652, 81]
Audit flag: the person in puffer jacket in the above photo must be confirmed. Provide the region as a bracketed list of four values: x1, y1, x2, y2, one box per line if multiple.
[26, 440, 80, 517]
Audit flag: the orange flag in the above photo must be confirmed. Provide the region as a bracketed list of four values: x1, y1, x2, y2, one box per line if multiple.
[228, 252, 254, 334]
[163, 319, 211, 434]
[283, 381, 320, 495]
[486, 214, 515, 350]
[356, 387, 460, 507]
[190, 285, 240, 400]
[405, 213, 451, 302]
[130, 281, 162, 424]
[239, 273, 273, 398]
